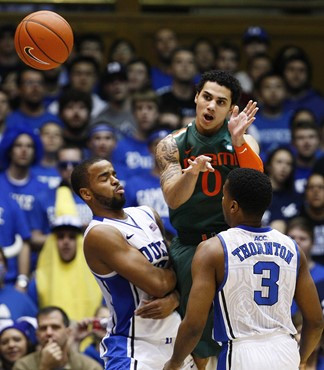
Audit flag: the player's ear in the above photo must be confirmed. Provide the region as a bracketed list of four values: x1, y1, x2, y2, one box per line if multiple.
[79, 188, 91, 201]
[230, 200, 239, 214]
[194, 92, 199, 104]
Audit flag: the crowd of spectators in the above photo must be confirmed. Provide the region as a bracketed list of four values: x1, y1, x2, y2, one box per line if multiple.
[0, 23, 323, 369]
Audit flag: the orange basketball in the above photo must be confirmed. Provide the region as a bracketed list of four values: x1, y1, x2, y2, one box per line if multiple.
[14, 10, 74, 70]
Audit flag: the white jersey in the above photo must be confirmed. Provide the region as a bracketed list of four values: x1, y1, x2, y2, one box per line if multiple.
[214, 225, 299, 343]
[84, 206, 181, 361]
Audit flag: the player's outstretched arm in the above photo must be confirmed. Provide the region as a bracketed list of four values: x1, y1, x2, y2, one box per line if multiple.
[164, 238, 221, 369]
[294, 248, 324, 367]
[84, 224, 176, 298]
[155, 134, 213, 209]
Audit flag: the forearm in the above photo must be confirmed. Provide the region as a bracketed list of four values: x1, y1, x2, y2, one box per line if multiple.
[18, 242, 30, 276]
[234, 141, 263, 172]
[169, 320, 203, 367]
[299, 321, 323, 364]
[162, 171, 199, 209]
[152, 268, 177, 298]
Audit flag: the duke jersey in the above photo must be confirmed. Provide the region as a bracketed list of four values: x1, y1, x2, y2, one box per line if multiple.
[214, 225, 299, 342]
[84, 206, 181, 359]
[169, 121, 239, 236]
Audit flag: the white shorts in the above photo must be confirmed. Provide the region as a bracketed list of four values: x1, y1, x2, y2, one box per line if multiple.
[104, 337, 197, 370]
[217, 332, 300, 370]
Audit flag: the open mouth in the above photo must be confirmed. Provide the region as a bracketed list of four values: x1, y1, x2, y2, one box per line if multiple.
[204, 113, 214, 122]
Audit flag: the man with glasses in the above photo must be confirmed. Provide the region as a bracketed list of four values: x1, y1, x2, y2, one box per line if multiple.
[5, 67, 61, 134]
[37, 145, 93, 234]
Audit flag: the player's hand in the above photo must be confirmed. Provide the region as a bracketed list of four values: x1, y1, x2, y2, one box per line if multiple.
[228, 100, 258, 146]
[135, 292, 179, 319]
[163, 360, 182, 370]
[182, 155, 214, 175]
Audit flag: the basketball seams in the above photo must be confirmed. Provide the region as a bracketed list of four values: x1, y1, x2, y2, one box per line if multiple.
[23, 20, 61, 64]
[15, 10, 73, 70]
[26, 12, 73, 53]
[16, 21, 34, 68]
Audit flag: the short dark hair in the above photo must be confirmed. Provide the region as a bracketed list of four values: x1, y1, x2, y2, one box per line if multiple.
[58, 88, 92, 115]
[71, 157, 103, 199]
[75, 33, 105, 53]
[291, 120, 320, 139]
[131, 89, 160, 112]
[37, 306, 70, 327]
[196, 70, 241, 105]
[226, 168, 272, 217]
[17, 67, 44, 87]
[286, 217, 314, 243]
[67, 55, 100, 76]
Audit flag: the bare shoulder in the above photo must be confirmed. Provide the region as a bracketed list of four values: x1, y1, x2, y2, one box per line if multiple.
[155, 134, 179, 170]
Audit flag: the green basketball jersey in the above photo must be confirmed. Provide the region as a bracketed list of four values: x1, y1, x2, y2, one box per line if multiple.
[169, 120, 239, 237]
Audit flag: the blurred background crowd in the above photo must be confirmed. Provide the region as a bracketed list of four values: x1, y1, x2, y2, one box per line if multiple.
[0, 2, 323, 369]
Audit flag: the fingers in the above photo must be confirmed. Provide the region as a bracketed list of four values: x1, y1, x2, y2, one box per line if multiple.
[231, 105, 239, 117]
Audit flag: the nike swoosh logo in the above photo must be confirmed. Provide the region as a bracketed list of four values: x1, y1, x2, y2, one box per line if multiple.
[185, 147, 193, 155]
[237, 147, 247, 154]
[126, 234, 134, 240]
[24, 47, 50, 65]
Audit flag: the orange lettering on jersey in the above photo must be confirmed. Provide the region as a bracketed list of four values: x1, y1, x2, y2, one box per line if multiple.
[183, 152, 237, 168]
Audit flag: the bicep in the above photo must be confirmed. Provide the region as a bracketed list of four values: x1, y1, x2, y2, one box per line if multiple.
[85, 226, 169, 292]
[294, 249, 323, 322]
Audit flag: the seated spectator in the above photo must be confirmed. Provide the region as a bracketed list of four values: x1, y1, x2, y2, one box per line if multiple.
[158, 106, 182, 131]
[280, 52, 324, 122]
[75, 33, 106, 73]
[158, 47, 197, 120]
[0, 248, 37, 324]
[125, 128, 176, 242]
[86, 123, 117, 160]
[126, 57, 152, 94]
[93, 62, 136, 138]
[0, 89, 10, 142]
[287, 217, 324, 316]
[108, 38, 137, 67]
[291, 120, 322, 194]
[151, 28, 179, 91]
[5, 67, 60, 134]
[299, 173, 324, 265]
[0, 321, 35, 370]
[191, 37, 216, 76]
[263, 147, 302, 232]
[13, 306, 102, 370]
[27, 186, 102, 322]
[248, 71, 292, 161]
[111, 89, 159, 178]
[31, 120, 64, 190]
[74, 305, 110, 367]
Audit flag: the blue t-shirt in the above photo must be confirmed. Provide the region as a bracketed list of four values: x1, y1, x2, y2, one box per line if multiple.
[125, 173, 176, 237]
[0, 194, 30, 284]
[111, 136, 153, 178]
[248, 108, 293, 161]
[31, 164, 62, 190]
[6, 109, 62, 135]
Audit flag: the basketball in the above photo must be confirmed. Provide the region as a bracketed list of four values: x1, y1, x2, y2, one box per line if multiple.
[14, 10, 74, 70]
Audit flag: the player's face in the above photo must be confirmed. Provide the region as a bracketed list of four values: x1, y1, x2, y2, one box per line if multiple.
[195, 81, 233, 135]
[37, 311, 69, 348]
[55, 228, 78, 263]
[10, 134, 35, 167]
[0, 329, 28, 363]
[88, 160, 125, 210]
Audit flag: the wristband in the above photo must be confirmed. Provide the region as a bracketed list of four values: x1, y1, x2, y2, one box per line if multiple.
[16, 274, 29, 289]
[234, 142, 264, 172]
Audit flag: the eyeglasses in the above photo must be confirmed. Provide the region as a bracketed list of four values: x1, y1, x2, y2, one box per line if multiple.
[58, 161, 80, 170]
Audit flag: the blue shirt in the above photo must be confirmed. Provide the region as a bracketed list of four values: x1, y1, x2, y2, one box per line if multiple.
[32, 164, 62, 190]
[125, 173, 176, 237]
[0, 194, 30, 284]
[111, 136, 153, 178]
[0, 286, 37, 320]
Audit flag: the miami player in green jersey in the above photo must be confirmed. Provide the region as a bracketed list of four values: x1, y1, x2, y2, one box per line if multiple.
[155, 70, 263, 369]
